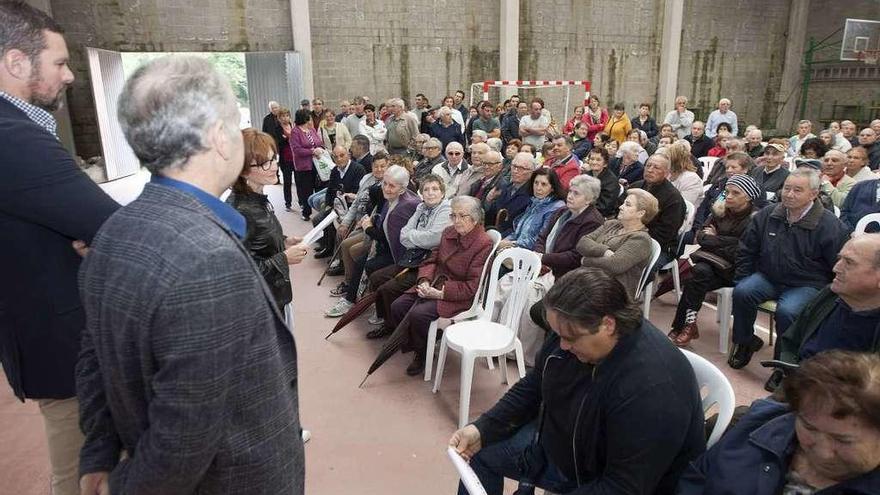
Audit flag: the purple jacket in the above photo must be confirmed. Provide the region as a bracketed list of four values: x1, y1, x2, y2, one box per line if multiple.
[288, 126, 323, 172]
[366, 190, 421, 263]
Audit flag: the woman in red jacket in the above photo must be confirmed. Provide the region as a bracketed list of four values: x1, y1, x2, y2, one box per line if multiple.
[388, 195, 493, 376]
[581, 94, 609, 142]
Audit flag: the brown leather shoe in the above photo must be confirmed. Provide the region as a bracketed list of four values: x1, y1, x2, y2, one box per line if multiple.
[674, 322, 700, 347]
[667, 329, 681, 341]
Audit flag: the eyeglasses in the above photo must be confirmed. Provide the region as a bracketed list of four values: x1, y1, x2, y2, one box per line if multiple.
[251, 156, 279, 170]
[449, 213, 472, 221]
[484, 161, 503, 166]
[447, 151, 462, 156]
[511, 165, 532, 172]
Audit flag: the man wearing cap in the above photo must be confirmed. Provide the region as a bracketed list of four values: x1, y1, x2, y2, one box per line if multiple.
[817, 149, 855, 207]
[299, 98, 311, 112]
[729, 167, 848, 369]
[750, 140, 790, 201]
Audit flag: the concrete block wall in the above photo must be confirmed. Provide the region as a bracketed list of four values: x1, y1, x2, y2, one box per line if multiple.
[677, 0, 790, 131]
[308, 0, 501, 112]
[50, 0, 294, 158]
[516, 0, 664, 126]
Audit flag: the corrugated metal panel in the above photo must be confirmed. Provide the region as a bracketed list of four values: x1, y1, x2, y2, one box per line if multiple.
[86, 47, 140, 181]
[246, 51, 305, 127]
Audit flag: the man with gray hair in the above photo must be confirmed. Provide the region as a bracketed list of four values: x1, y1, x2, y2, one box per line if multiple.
[0, 4, 119, 494]
[414, 137, 446, 183]
[77, 56, 304, 493]
[485, 151, 536, 233]
[729, 167, 848, 369]
[385, 97, 420, 155]
[705, 97, 738, 138]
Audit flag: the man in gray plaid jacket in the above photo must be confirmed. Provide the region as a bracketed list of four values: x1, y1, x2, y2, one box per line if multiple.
[76, 56, 304, 494]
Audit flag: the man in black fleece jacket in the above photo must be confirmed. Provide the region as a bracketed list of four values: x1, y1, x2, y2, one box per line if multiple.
[448, 268, 706, 495]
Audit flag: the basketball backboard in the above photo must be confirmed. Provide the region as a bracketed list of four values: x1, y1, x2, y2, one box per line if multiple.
[841, 18, 880, 61]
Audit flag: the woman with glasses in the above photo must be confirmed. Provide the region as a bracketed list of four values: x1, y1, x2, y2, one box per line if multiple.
[227, 129, 310, 313]
[387, 196, 493, 377]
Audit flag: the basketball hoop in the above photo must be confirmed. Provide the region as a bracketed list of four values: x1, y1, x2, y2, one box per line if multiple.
[857, 49, 880, 64]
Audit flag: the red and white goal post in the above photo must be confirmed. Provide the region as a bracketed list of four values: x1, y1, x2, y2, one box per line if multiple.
[469, 80, 592, 123]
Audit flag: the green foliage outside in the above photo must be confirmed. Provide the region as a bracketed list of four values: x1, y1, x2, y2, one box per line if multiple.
[121, 52, 249, 107]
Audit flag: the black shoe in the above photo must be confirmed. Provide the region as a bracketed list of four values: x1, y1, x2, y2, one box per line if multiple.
[728, 335, 765, 369]
[366, 327, 393, 340]
[326, 264, 344, 276]
[405, 353, 426, 376]
[764, 369, 785, 393]
[314, 248, 332, 259]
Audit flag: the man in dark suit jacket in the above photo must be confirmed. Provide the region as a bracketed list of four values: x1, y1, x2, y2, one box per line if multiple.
[350, 133, 373, 172]
[313, 145, 366, 257]
[76, 56, 303, 494]
[0, 5, 119, 494]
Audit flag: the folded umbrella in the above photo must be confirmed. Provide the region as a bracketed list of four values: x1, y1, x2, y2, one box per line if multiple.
[325, 267, 412, 340]
[358, 311, 413, 388]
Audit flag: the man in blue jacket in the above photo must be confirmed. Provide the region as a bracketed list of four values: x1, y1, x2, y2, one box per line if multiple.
[0, 4, 119, 494]
[449, 268, 706, 495]
[729, 168, 849, 369]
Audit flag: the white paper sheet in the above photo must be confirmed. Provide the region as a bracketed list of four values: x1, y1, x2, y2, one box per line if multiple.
[301, 211, 338, 246]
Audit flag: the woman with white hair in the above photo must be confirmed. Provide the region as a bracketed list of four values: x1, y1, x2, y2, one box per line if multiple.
[325, 165, 420, 317]
[387, 196, 494, 376]
[616, 140, 645, 185]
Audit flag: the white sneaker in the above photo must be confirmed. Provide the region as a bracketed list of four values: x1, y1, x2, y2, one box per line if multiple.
[302, 429, 312, 443]
[367, 314, 385, 326]
[325, 299, 353, 318]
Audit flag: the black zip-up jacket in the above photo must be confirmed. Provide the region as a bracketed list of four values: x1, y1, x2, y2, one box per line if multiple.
[735, 200, 849, 288]
[227, 191, 292, 310]
[473, 320, 706, 494]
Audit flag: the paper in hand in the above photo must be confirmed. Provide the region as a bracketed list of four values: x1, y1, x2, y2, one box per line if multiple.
[447, 447, 488, 495]
[301, 211, 337, 246]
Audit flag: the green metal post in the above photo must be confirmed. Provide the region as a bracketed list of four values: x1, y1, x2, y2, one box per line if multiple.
[799, 37, 815, 122]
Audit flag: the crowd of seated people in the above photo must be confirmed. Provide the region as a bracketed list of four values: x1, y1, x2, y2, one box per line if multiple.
[278, 90, 880, 492]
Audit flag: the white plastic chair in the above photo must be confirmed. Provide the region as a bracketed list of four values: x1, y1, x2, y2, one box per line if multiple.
[697, 156, 718, 179]
[712, 287, 734, 354]
[855, 212, 880, 235]
[663, 200, 696, 301]
[424, 229, 503, 381]
[636, 239, 662, 320]
[432, 248, 542, 428]
[679, 349, 736, 448]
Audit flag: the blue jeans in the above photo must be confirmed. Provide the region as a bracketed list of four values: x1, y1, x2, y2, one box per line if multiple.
[459, 421, 574, 495]
[731, 272, 819, 345]
[308, 188, 327, 211]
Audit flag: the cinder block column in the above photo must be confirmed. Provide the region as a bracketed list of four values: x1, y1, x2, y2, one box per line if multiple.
[775, 0, 810, 135]
[499, 0, 519, 100]
[657, 0, 684, 114]
[290, 0, 315, 99]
